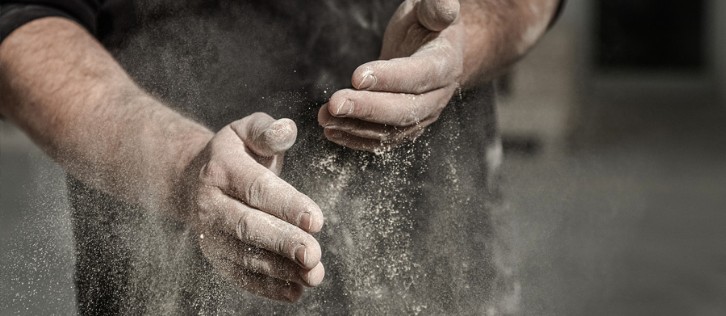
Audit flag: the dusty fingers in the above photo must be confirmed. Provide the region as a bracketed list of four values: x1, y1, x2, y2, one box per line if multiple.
[227, 112, 297, 174]
[200, 226, 324, 287]
[193, 113, 325, 302]
[203, 119, 324, 234]
[231, 112, 297, 158]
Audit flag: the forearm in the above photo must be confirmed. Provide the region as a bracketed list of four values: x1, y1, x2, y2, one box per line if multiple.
[460, 0, 560, 85]
[0, 17, 213, 217]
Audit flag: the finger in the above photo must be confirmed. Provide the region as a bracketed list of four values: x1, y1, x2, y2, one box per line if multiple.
[233, 271, 304, 303]
[324, 127, 425, 150]
[323, 128, 424, 153]
[212, 193, 322, 269]
[417, 0, 460, 32]
[352, 47, 461, 93]
[232, 112, 298, 157]
[201, 231, 325, 287]
[318, 104, 434, 142]
[206, 142, 324, 232]
[211, 256, 304, 302]
[326, 88, 452, 126]
[324, 129, 388, 152]
[239, 168, 323, 233]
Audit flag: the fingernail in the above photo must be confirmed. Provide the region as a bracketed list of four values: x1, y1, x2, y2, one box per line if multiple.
[298, 212, 312, 231]
[358, 74, 376, 90]
[302, 263, 325, 287]
[295, 246, 307, 266]
[335, 99, 354, 116]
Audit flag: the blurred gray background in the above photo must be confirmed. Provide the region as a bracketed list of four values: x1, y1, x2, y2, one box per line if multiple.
[2, 0, 726, 315]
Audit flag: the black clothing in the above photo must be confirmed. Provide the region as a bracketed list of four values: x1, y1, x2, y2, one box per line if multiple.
[1, 0, 566, 49]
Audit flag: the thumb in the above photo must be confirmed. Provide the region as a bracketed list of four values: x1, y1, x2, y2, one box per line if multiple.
[234, 112, 298, 157]
[417, 0, 460, 32]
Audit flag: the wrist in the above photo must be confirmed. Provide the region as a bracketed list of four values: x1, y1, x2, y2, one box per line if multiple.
[124, 93, 214, 220]
[166, 124, 213, 222]
[458, 0, 560, 87]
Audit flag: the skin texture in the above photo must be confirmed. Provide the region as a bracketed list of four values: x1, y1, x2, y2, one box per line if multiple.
[0, 0, 559, 303]
[187, 113, 325, 301]
[319, 0, 560, 152]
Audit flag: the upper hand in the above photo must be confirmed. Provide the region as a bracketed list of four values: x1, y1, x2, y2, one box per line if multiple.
[183, 112, 325, 302]
[319, 0, 464, 152]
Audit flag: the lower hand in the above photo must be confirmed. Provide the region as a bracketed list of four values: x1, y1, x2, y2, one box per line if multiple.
[319, 0, 464, 152]
[182, 112, 325, 302]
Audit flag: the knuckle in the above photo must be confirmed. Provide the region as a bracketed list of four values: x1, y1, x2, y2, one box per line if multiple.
[248, 111, 272, 122]
[273, 228, 301, 257]
[254, 259, 274, 276]
[245, 172, 265, 205]
[196, 208, 215, 229]
[275, 236, 289, 256]
[227, 119, 248, 135]
[358, 102, 376, 120]
[229, 268, 252, 288]
[194, 190, 225, 229]
[406, 23, 429, 43]
[245, 170, 275, 206]
[194, 193, 212, 214]
[199, 160, 225, 184]
[242, 252, 271, 273]
[237, 211, 253, 241]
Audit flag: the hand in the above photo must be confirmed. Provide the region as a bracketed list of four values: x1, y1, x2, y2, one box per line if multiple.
[319, 0, 464, 152]
[182, 112, 325, 302]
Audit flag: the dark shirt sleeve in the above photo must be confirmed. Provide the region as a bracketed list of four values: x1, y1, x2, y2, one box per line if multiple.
[0, 0, 102, 44]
